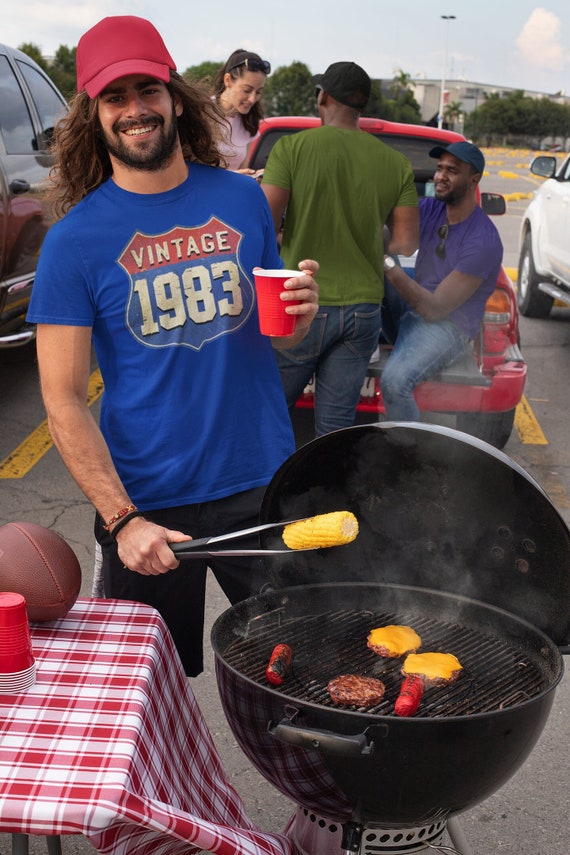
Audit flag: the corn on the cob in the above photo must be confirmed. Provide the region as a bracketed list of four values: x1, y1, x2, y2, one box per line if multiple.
[282, 511, 359, 550]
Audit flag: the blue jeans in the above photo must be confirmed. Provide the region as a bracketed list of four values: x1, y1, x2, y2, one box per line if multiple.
[380, 307, 470, 422]
[275, 303, 381, 436]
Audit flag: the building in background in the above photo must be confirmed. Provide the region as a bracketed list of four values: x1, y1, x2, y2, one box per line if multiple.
[405, 77, 570, 133]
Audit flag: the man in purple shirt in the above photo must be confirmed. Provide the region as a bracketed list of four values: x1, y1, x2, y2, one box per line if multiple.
[381, 141, 503, 421]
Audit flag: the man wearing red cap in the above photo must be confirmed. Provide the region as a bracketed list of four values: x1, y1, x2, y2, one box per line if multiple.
[27, 16, 318, 676]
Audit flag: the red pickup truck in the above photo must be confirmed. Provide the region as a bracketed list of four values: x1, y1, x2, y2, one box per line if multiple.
[248, 116, 526, 449]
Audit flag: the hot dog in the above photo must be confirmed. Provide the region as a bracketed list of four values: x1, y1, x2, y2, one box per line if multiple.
[265, 643, 292, 686]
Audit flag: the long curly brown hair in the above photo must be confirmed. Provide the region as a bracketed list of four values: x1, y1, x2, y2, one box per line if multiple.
[212, 49, 269, 137]
[48, 72, 227, 217]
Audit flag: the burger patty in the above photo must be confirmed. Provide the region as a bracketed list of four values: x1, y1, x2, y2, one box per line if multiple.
[327, 674, 386, 708]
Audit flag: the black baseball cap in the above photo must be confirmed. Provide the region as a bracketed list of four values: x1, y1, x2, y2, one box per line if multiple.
[313, 61, 370, 109]
[429, 141, 485, 175]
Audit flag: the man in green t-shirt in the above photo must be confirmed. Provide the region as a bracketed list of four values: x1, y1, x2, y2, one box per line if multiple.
[262, 61, 419, 437]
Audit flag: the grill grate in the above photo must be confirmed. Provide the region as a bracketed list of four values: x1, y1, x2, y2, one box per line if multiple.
[223, 607, 547, 717]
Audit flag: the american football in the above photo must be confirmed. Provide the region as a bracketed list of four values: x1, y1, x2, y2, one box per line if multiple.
[0, 522, 82, 622]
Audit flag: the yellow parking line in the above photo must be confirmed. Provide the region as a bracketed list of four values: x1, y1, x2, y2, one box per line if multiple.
[515, 395, 548, 445]
[0, 370, 548, 478]
[0, 369, 104, 479]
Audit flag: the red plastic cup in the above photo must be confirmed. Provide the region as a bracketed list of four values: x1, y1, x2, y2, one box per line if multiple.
[253, 268, 302, 336]
[0, 592, 35, 674]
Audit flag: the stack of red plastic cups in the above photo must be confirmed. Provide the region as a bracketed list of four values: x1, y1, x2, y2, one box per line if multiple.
[0, 592, 36, 693]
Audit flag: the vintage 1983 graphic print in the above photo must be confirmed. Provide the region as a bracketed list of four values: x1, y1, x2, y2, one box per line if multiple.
[118, 217, 254, 350]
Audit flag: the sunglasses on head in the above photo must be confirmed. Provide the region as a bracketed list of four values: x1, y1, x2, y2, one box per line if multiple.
[435, 223, 449, 259]
[314, 84, 323, 99]
[228, 57, 271, 75]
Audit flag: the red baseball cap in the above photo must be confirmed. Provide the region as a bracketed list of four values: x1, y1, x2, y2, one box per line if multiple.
[76, 16, 176, 98]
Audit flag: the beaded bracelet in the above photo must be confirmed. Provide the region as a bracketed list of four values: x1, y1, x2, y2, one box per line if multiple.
[110, 510, 145, 540]
[103, 504, 137, 531]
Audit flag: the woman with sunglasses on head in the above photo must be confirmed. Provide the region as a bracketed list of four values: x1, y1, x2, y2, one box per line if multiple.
[380, 141, 503, 422]
[213, 49, 270, 175]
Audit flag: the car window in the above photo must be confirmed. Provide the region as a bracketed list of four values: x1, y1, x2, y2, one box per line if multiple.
[374, 134, 440, 182]
[0, 54, 37, 154]
[16, 58, 66, 149]
[250, 128, 299, 170]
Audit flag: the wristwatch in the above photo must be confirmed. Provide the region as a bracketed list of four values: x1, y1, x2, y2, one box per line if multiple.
[384, 255, 397, 271]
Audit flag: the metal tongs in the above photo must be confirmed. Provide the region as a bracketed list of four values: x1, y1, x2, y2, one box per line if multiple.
[170, 518, 314, 558]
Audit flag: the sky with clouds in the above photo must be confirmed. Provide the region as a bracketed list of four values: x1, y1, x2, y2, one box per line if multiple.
[2, 1, 569, 96]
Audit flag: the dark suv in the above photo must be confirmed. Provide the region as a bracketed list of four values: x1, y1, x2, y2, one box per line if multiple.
[0, 43, 67, 348]
[248, 117, 526, 449]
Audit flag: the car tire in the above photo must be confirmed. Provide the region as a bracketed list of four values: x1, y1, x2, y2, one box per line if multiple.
[518, 233, 553, 318]
[456, 408, 516, 450]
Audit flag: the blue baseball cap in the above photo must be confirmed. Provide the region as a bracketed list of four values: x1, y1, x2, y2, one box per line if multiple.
[429, 141, 485, 174]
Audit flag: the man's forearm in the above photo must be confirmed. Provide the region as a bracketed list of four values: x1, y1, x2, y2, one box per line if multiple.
[385, 263, 426, 314]
[45, 398, 132, 524]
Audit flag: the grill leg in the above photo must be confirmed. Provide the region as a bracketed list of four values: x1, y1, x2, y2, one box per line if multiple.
[12, 835, 29, 855]
[46, 836, 63, 855]
[11, 835, 62, 855]
[447, 817, 472, 855]
[340, 821, 363, 854]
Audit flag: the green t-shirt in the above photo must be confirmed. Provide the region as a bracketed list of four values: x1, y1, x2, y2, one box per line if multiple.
[263, 125, 418, 304]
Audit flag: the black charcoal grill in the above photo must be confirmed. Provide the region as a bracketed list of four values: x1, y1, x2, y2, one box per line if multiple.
[211, 424, 569, 855]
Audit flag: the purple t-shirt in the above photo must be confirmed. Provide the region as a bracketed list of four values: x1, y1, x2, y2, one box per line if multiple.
[415, 196, 503, 338]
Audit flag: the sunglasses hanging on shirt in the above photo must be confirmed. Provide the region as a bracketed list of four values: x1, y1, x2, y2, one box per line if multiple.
[435, 224, 449, 259]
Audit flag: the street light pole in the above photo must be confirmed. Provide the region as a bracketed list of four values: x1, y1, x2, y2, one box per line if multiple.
[438, 14, 456, 129]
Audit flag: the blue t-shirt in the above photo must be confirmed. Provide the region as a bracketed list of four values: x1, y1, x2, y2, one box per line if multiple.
[28, 164, 294, 509]
[415, 197, 503, 338]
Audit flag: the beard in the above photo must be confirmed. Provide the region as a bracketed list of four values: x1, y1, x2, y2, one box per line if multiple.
[434, 175, 470, 206]
[102, 106, 179, 172]
[434, 185, 460, 204]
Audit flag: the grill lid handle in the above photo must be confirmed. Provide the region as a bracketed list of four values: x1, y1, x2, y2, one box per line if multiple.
[268, 718, 384, 756]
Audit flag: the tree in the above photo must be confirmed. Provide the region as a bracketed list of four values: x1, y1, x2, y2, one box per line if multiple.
[389, 68, 415, 100]
[182, 61, 221, 87]
[465, 90, 570, 146]
[363, 80, 389, 119]
[443, 101, 464, 132]
[263, 62, 315, 117]
[17, 42, 48, 72]
[49, 45, 77, 101]
[18, 42, 75, 100]
[369, 70, 422, 123]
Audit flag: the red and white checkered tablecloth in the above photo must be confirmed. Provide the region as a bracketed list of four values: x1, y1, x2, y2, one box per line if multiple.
[0, 598, 294, 855]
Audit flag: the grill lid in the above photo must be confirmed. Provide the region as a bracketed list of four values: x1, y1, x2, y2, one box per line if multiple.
[260, 424, 570, 649]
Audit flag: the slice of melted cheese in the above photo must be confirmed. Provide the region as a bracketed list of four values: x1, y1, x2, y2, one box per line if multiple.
[402, 652, 463, 681]
[367, 625, 421, 656]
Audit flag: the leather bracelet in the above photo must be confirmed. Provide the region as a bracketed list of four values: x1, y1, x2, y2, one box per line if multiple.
[103, 504, 137, 531]
[110, 510, 145, 540]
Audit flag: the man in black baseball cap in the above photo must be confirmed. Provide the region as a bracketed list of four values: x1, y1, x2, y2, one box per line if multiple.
[262, 60, 419, 437]
[313, 61, 371, 110]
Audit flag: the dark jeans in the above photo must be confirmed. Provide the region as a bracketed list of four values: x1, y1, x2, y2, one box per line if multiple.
[380, 279, 469, 422]
[95, 486, 267, 677]
[275, 303, 382, 436]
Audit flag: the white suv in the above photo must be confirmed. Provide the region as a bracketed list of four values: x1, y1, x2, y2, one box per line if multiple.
[517, 153, 570, 317]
